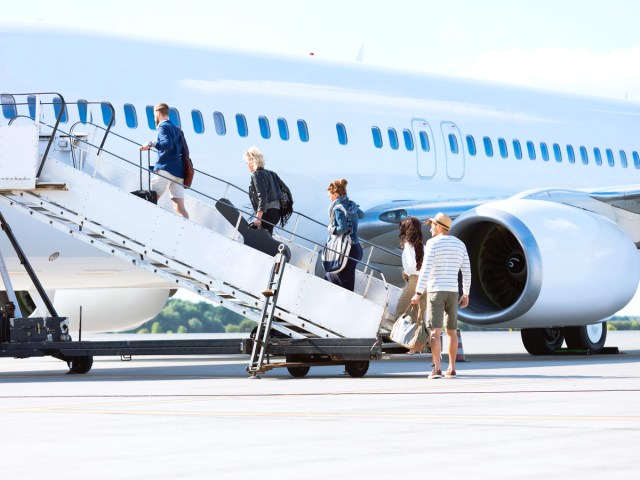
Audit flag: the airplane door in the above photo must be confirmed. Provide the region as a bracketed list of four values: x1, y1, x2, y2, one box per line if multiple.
[412, 119, 436, 178]
[441, 122, 465, 179]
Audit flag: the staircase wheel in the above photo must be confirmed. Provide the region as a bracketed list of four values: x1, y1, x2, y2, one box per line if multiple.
[67, 356, 94, 374]
[344, 360, 369, 378]
[286, 365, 311, 378]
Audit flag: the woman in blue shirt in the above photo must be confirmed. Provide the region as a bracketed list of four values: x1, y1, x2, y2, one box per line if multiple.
[325, 178, 364, 291]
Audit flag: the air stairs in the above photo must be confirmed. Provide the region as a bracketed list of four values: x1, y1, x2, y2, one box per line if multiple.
[0, 94, 403, 375]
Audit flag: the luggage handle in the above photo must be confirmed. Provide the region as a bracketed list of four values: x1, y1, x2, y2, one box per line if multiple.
[139, 149, 152, 191]
[401, 302, 424, 326]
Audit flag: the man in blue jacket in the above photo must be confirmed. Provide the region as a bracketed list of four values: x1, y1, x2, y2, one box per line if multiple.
[141, 103, 189, 218]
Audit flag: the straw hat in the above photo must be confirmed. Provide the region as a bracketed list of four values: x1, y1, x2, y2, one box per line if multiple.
[425, 212, 452, 231]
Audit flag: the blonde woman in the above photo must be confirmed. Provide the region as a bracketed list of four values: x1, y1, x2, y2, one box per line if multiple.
[244, 147, 281, 235]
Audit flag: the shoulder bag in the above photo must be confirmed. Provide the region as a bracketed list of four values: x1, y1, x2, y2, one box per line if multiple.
[178, 129, 194, 188]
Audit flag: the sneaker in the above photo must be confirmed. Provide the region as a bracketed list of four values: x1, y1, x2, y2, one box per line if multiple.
[428, 369, 443, 379]
[445, 370, 457, 378]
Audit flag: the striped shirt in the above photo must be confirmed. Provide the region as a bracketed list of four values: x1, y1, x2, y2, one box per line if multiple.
[415, 234, 471, 295]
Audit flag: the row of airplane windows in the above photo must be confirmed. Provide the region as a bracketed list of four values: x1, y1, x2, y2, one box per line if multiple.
[2, 95, 639, 169]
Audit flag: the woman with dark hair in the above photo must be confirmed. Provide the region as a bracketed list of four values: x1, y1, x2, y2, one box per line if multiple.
[394, 216, 427, 336]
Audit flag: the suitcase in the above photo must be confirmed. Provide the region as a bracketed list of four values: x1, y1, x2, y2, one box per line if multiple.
[131, 149, 157, 204]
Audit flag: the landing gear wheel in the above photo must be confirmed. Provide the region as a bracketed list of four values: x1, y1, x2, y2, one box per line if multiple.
[521, 328, 564, 355]
[344, 360, 369, 378]
[67, 356, 94, 374]
[563, 322, 607, 353]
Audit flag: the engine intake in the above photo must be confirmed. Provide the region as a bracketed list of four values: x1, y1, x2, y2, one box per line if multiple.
[450, 199, 640, 328]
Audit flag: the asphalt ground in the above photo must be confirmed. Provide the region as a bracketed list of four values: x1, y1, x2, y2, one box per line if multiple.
[0, 331, 638, 479]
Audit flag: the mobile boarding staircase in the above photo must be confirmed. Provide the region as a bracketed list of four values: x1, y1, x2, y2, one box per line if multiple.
[0, 94, 405, 377]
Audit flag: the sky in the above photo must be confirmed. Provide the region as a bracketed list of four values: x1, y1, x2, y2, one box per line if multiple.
[4, 0, 640, 100]
[4, 0, 640, 315]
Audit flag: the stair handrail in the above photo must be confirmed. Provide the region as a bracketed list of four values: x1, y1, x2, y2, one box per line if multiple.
[28, 113, 400, 285]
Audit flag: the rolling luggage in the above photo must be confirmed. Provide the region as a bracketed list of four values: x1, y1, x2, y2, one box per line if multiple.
[131, 149, 158, 204]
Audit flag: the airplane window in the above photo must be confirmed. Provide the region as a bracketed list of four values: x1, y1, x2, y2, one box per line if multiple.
[214, 111, 226, 135]
[566, 145, 575, 164]
[419, 131, 430, 152]
[527, 141, 536, 160]
[540, 142, 549, 161]
[124, 104, 138, 129]
[297, 120, 309, 142]
[258, 116, 271, 139]
[619, 150, 628, 168]
[277, 118, 290, 141]
[236, 114, 248, 137]
[388, 128, 399, 150]
[606, 148, 614, 167]
[483, 137, 493, 157]
[169, 108, 181, 128]
[372, 127, 383, 148]
[594, 147, 602, 166]
[191, 110, 204, 134]
[466, 135, 476, 155]
[579, 146, 589, 165]
[512, 139, 522, 159]
[1, 94, 17, 119]
[27, 95, 37, 120]
[633, 151, 640, 169]
[100, 102, 115, 127]
[448, 133, 459, 154]
[54, 97, 69, 124]
[553, 143, 562, 162]
[336, 123, 348, 145]
[403, 129, 414, 151]
[145, 105, 156, 130]
[498, 138, 507, 158]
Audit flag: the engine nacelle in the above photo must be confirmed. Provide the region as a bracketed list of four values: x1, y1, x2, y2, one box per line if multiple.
[450, 199, 640, 328]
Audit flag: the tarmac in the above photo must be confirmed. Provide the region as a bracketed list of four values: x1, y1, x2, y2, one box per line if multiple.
[1, 330, 639, 480]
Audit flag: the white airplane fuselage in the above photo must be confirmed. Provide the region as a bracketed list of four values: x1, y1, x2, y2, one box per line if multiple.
[1, 26, 639, 348]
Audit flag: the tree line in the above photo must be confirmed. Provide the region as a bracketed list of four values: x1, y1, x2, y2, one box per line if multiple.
[126, 298, 640, 334]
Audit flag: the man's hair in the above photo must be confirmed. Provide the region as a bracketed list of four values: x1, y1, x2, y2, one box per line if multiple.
[154, 103, 169, 116]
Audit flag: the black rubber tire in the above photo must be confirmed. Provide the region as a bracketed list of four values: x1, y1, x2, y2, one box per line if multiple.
[563, 322, 607, 353]
[344, 360, 369, 378]
[67, 356, 94, 374]
[286, 365, 311, 378]
[520, 328, 564, 355]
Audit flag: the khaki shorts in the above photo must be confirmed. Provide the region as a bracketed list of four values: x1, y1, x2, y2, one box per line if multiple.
[427, 291, 458, 330]
[151, 170, 185, 199]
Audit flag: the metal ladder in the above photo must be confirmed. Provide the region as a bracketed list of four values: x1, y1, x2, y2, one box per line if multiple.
[247, 244, 290, 378]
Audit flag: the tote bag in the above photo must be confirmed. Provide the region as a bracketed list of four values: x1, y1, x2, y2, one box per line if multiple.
[321, 233, 352, 273]
[390, 304, 428, 352]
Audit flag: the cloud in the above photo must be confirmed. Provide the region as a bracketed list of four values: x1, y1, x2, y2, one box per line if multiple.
[463, 47, 640, 100]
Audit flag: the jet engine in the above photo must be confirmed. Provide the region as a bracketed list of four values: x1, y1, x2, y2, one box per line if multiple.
[450, 199, 640, 333]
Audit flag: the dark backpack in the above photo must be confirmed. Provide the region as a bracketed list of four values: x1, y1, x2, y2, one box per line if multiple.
[274, 173, 294, 227]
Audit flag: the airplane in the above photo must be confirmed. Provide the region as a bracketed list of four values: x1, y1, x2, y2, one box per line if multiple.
[1, 24, 639, 356]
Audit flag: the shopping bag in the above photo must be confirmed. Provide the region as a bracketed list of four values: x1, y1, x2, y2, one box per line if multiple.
[390, 304, 428, 352]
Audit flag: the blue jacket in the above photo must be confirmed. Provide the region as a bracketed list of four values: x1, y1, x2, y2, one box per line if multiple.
[153, 120, 187, 179]
[328, 195, 364, 244]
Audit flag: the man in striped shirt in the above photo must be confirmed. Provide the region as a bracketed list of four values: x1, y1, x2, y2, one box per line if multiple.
[411, 212, 471, 379]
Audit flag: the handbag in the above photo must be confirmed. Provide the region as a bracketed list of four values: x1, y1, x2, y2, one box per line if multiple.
[321, 233, 352, 273]
[179, 129, 194, 188]
[390, 304, 429, 352]
[321, 203, 353, 273]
